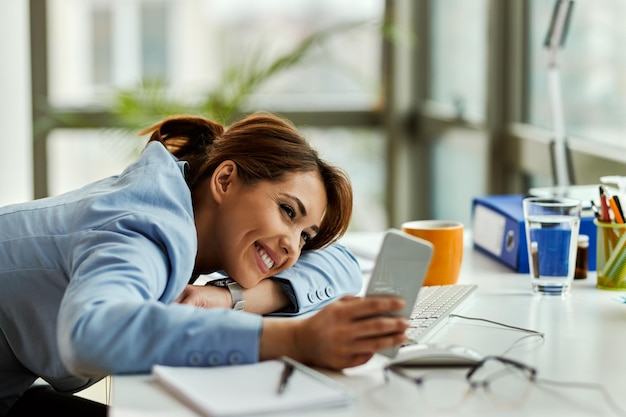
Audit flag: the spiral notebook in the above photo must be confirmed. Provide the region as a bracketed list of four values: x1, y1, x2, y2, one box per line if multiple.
[152, 357, 354, 417]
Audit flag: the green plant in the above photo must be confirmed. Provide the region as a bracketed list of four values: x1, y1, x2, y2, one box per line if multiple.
[111, 21, 370, 130]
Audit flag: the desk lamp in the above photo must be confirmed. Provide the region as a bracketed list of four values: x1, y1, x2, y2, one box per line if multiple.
[544, 0, 575, 194]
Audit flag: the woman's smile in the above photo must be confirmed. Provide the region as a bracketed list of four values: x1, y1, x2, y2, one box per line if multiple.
[254, 242, 276, 273]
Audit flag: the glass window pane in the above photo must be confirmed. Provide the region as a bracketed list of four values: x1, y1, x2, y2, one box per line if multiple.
[528, 0, 626, 147]
[48, 0, 383, 112]
[301, 127, 388, 231]
[429, 0, 488, 121]
[47, 129, 145, 196]
[45, 0, 387, 232]
[141, 2, 169, 81]
[92, 6, 112, 85]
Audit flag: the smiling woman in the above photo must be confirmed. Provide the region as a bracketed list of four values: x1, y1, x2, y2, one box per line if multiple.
[0, 112, 409, 417]
[142, 113, 351, 292]
[142, 113, 352, 254]
[148, 113, 352, 308]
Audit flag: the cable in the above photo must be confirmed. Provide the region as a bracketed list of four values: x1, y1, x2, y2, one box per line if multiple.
[449, 313, 545, 336]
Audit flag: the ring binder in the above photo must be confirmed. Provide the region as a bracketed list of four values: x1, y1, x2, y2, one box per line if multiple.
[472, 194, 597, 272]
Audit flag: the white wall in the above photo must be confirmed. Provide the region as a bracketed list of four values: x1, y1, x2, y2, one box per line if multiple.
[0, 0, 33, 205]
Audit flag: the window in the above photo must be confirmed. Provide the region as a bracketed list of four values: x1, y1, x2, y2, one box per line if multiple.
[429, 0, 488, 122]
[44, 0, 387, 230]
[423, 0, 489, 227]
[141, 2, 170, 82]
[33, 0, 626, 232]
[49, 0, 382, 109]
[301, 127, 387, 231]
[528, 0, 626, 147]
[92, 6, 112, 85]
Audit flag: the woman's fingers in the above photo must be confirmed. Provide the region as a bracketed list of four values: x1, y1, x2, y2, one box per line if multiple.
[352, 313, 409, 340]
[293, 295, 409, 370]
[330, 313, 408, 356]
[335, 295, 406, 321]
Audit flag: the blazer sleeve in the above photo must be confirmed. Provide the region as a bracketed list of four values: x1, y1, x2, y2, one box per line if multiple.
[57, 213, 263, 377]
[268, 243, 363, 316]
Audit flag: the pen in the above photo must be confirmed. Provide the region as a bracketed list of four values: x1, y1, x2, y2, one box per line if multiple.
[589, 200, 600, 220]
[277, 360, 295, 395]
[609, 193, 625, 224]
[599, 186, 611, 222]
[614, 195, 625, 224]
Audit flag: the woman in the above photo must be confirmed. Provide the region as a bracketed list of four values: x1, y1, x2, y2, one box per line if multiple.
[0, 113, 408, 416]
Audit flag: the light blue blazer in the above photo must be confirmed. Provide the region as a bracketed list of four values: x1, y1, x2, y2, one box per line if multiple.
[0, 142, 361, 413]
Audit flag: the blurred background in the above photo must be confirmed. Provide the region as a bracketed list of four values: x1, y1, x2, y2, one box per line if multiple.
[2, 0, 626, 232]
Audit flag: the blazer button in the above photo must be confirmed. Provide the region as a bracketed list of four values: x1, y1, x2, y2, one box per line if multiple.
[316, 289, 325, 300]
[187, 351, 204, 366]
[207, 352, 222, 366]
[324, 286, 334, 298]
[227, 350, 244, 365]
[307, 292, 316, 303]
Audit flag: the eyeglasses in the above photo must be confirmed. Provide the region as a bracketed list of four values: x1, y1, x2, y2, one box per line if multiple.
[385, 355, 626, 415]
[385, 356, 537, 410]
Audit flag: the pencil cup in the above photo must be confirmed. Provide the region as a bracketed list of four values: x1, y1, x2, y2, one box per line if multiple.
[595, 219, 626, 290]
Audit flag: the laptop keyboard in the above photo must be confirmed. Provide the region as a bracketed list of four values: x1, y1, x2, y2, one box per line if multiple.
[404, 284, 478, 345]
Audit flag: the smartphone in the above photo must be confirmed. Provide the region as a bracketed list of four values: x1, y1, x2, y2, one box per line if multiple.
[364, 229, 433, 357]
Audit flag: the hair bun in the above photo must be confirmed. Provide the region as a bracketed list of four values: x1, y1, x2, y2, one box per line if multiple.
[141, 115, 224, 158]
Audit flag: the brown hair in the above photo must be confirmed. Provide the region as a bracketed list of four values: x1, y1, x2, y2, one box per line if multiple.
[140, 112, 353, 250]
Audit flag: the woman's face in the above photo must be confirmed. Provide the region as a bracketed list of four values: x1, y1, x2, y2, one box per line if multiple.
[194, 163, 327, 288]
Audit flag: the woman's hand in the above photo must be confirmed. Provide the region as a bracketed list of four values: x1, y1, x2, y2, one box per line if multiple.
[176, 280, 290, 314]
[260, 295, 408, 370]
[175, 285, 231, 309]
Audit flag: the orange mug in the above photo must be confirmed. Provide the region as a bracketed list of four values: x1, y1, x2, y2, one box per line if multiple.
[401, 220, 464, 286]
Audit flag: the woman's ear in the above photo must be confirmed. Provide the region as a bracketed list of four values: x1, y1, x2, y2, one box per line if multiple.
[210, 160, 238, 204]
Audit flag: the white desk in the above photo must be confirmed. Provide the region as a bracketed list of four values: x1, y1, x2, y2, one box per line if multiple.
[109, 233, 626, 416]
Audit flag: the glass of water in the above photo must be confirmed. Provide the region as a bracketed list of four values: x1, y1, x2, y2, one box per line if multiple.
[523, 197, 582, 296]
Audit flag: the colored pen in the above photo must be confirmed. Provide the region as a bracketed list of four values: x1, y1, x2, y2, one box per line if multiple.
[599, 186, 611, 222]
[277, 361, 295, 395]
[614, 195, 625, 224]
[589, 200, 600, 220]
[609, 194, 625, 224]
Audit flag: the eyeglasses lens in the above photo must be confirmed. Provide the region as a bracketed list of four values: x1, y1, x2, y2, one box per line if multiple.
[470, 359, 533, 406]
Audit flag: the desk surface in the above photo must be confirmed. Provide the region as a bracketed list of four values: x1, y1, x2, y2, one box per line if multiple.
[109, 233, 626, 417]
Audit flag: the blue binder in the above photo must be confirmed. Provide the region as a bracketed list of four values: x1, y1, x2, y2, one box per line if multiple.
[471, 194, 597, 273]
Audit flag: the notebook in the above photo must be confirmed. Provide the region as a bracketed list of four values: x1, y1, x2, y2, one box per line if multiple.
[152, 357, 354, 417]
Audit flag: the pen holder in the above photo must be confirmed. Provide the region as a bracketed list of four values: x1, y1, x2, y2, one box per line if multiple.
[595, 219, 626, 290]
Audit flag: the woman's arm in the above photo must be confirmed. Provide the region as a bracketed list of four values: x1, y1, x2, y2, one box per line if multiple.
[259, 295, 409, 370]
[177, 243, 362, 315]
[59, 216, 404, 375]
[268, 243, 362, 315]
[176, 280, 290, 314]
[58, 218, 265, 376]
